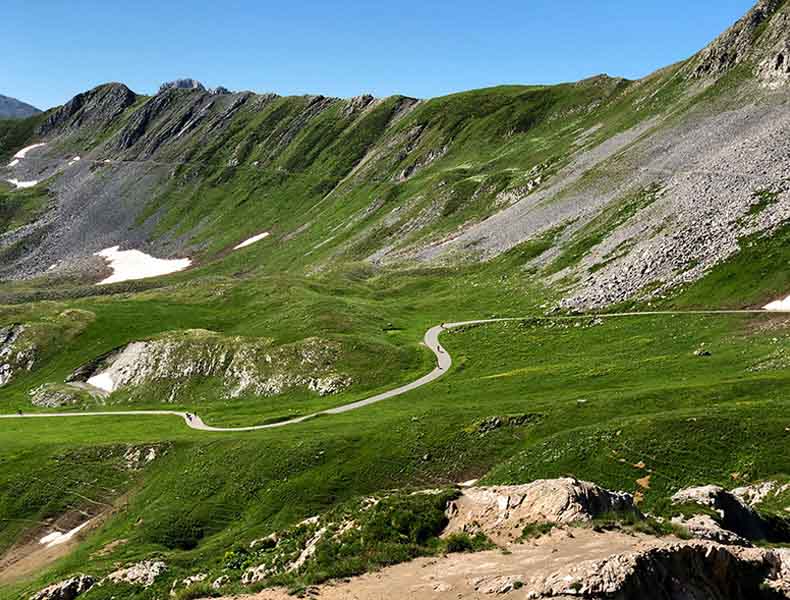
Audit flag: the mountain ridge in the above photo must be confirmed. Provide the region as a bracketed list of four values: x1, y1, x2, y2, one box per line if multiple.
[0, 94, 41, 119]
[2, 4, 790, 599]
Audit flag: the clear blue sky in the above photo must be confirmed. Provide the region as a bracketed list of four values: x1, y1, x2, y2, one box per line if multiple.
[2, 0, 754, 110]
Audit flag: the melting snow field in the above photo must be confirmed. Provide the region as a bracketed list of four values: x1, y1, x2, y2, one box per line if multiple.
[13, 142, 46, 159]
[39, 521, 91, 548]
[6, 178, 39, 189]
[234, 231, 270, 250]
[96, 246, 192, 285]
[5, 143, 47, 188]
[87, 372, 116, 393]
[765, 295, 790, 312]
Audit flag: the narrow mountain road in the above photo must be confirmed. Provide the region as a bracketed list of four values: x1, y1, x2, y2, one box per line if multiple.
[0, 310, 786, 433]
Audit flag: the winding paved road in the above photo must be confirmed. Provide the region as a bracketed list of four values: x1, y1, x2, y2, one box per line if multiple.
[0, 310, 786, 433]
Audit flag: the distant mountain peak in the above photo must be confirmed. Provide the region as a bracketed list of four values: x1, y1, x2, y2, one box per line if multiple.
[158, 79, 207, 93]
[0, 94, 41, 119]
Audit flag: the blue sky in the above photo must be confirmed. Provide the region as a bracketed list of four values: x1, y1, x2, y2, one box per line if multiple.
[3, 0, 754, 110]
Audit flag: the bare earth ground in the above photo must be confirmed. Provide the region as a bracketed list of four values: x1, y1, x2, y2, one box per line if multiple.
[229, 529, 663, 600]
[0, 498, 120, 585]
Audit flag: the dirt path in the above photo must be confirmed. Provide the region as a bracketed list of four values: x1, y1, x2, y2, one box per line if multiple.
[226, 528, 668, 600]
[0, 310, 784, 433]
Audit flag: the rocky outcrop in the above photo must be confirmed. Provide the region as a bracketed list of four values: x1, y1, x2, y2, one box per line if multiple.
[123, 445, 160, 470]
[671, 513, 751, 546]
[344, 94, 376, 116]
[106, 560, 167, 587]
[38, 83, 136, 136]
[686, 0, 790, 88]
[529, 541, 788, 599]
[29, 384, 84, 408]
[76, 330, 350, 400]
[733, 480, 790, 507]
[671, 484, 773, 541]
[170, 573, 208, 595]
[159, 79, 207, 93]
[0, 324, 35, 387]
[29, 574, 94, 600]
[444, 478, 639, 544]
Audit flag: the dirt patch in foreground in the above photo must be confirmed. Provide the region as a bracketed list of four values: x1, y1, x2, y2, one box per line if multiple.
[229, 529, 658, 600]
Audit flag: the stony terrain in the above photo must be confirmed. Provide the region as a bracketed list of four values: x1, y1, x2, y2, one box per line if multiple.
[1, 0, 789, 311]
[2, 3, 790, 600]
[73, 330, 350, 402]
[25, 478, 790, 600]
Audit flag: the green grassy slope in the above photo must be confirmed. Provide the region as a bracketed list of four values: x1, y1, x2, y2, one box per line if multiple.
[1, 308, 788, 598]
[2, 6, 790, 596]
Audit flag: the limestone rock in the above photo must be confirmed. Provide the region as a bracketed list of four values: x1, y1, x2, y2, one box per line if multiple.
[29, 384, 84, 408]
[671, 514, 751, 546]
[445, 478, 638, 544]
[671, 485, 771, 541]
[106, 560, 167, 587]
[0, 324, 35, 387]
[29, 575, 94, 600]
[74, 331, 350, 401]
[528, 541, 777, 599]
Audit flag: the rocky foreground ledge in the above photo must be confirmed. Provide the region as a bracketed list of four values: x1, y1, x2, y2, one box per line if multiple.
[29, 478, 790, 600]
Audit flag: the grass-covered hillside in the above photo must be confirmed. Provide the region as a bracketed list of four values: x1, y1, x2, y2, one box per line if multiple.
[1, 1, 790, 598]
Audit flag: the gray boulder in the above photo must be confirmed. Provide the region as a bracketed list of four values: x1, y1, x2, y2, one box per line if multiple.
[29, 575, 94, 600]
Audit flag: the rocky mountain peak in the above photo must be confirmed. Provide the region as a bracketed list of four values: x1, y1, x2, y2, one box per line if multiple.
[38, 83, 137, 136]
[686, 0, 790, 86]
[158, 78, 207, 93]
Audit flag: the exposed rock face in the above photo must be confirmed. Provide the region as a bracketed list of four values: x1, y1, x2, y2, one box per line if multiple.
[29, 384, 84, 408]
[0, 324, 35, 387]
[123, 445, 159, 470]
[733, 480, 790, 507]
[106, 560, 167, 587]
[170, 573, 208, 595]
[38, 83, 137, 136]
[344, 94, 376, 116]
[159, 79, 206, 93]
[530, 541, 787, 599]
[77, 330, 350, 400]
[29, 574, 94, 600]
[671, 513, 751, 546]
[685, 0, 790, 88]
[671, 484, 772, 541]
[444, 478, 639, 544]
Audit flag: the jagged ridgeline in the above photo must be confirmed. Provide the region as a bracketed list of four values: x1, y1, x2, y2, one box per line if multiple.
[3, 2, 790, 600]
[0, 0, 788, 310]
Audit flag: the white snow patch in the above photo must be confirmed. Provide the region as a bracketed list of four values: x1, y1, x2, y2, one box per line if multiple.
[87, 372, 116, 393]
[68, 156, 81, 166]
[13, 142, 46, 159]
[6, 178, 39, 189]
[96, 246, 192, 285]
[39, 521, 91, 548]
[765, 295, 790, 312]
[234, 231, 270, 250]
